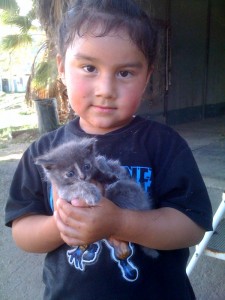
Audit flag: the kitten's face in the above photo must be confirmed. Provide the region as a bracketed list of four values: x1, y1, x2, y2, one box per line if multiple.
[35, 138, 97, 187]
[50, 156, 94, 186]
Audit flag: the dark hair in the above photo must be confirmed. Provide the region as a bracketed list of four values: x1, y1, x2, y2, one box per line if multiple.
[57, 0, 157, 68]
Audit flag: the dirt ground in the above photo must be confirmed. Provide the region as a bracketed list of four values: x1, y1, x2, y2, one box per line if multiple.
[0, 93, 44, 299]
[0, 142, 45, 300]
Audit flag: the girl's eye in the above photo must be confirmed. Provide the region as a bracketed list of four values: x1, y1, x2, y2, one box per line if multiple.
[118, 70, 132, 78]
[83, 65, 96, 73]
[66, 171, 75, 178]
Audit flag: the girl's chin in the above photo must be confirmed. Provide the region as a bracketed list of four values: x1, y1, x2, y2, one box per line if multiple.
[79, 119, 122, 134]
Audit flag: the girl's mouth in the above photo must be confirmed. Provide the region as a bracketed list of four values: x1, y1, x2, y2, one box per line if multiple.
[92, 105, 117, 113]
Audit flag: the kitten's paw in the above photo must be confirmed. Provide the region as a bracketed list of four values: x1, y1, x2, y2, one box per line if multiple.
[79, 182, 102, 206]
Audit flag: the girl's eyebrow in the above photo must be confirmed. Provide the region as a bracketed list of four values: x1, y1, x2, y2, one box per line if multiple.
[73, 53, 97, 62]
[74, 53, 144, 69]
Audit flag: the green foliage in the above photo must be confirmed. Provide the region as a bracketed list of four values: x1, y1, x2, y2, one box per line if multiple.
[0, 0, 51, 99]
[0, 0, 18, 12]
[32, 57, 57, 90]
[0, 11, 32, 33]
[0, 3, 36, 52]
[1, 34, 33, 51]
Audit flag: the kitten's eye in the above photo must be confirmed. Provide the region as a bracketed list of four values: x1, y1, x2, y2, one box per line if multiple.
[83, 163, 91, 171]
[66, 171, 75, 178]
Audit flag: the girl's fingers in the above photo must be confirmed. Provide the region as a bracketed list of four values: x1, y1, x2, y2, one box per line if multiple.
[55, 197, 120, 245]
[55, 199, 80, 229]
[52, 185, 59, 209]
[71, 198, 89, 207]
[54, 210, 83, 246]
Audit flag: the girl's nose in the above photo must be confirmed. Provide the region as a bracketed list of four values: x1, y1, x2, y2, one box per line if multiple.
[95, 74, 116, 100]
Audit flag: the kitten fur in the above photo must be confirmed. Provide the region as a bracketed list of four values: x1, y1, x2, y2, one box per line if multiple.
[35, 137, 158, 258]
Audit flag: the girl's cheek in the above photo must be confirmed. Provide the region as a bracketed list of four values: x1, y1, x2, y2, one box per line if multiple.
[67, 80, 91, 110]
[67, 78, 87, 96]
[125, 89, 143, 108]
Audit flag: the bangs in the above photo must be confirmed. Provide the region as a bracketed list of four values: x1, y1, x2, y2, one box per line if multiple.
[58, 4, 157, 66]
[63, 11, 136, 48]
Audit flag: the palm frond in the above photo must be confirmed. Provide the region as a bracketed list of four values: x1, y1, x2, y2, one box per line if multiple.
[26, 41, 57, 97]
[1, 34, 33, 50]
[0, 11, 32, 33]
[32, 61, 52, 88]
[0, 0, 18, 12]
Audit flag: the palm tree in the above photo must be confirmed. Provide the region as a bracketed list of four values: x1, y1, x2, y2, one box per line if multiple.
[35, 0, 73, 43]
[0, 11, 33, 50]
[0, 0, 74, 124]
[29, 0, 76, 123]
[0, 0, 35, 92]
[33, 0, 76, 122]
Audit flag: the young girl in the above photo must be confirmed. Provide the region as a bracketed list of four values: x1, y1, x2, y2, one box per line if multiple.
[5, 0, 212, 299]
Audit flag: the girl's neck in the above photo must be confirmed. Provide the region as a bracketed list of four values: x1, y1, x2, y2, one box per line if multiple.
[79, 116, 136, 135]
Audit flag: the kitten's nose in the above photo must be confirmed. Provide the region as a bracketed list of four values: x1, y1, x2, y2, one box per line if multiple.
[74, 163, 86, 180]
[79, 174, 86, 180]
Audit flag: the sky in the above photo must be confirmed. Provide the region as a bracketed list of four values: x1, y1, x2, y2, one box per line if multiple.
[16, 0, 32, 16]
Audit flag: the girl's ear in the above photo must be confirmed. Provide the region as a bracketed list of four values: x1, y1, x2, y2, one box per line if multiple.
[146, 65, 154, 83]
[56, 54, 66, 85]
[143, 65, 154, 95]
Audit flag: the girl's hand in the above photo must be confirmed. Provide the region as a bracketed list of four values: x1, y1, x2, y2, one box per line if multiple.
[54, 197, 122, 247]
[52, 184, 59, 211]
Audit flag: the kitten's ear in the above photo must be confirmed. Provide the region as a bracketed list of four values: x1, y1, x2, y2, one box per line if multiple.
[34, 158, 56, 170]
[86, 143, 95, 155]
[85, 138, 96, 155]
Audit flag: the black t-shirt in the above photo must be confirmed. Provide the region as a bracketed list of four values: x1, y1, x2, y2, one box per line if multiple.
[5, 116, 212, 299]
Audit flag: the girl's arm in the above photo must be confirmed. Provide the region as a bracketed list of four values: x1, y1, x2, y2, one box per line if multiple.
[55, 197, 205, 250]
[12, 188, 64, 253]
[12, 214, 64, 253]
[114, 205, 205, 249]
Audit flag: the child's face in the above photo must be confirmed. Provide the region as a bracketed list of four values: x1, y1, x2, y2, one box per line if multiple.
[57, 28, 151, 134]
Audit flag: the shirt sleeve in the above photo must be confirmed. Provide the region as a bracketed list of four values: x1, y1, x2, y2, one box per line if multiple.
[5, 145, 52, 227]
[155, 144, 213, 231]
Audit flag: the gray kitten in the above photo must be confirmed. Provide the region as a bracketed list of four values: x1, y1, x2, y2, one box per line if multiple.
[35, 137, 158, 258]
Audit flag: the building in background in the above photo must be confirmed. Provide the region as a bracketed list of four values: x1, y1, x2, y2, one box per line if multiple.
[138, 0, 225, 125]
